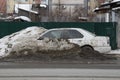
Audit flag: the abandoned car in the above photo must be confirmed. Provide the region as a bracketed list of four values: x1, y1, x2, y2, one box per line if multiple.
[38, 28, 111, 53]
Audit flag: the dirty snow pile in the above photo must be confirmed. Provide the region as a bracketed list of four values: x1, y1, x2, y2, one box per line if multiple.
[0, 26, 46, 57]
[0, 26, 75, 58]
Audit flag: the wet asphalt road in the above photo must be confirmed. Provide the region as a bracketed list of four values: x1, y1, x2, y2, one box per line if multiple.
[0, 58, 120, 80]
[0, 54, 120, 69]
[0, 61, 120, 69]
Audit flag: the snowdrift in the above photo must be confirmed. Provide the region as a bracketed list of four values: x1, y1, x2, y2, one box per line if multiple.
[0, 26, 46, 57]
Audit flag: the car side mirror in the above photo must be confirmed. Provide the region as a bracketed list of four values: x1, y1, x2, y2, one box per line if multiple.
[37, 37, 44, 40]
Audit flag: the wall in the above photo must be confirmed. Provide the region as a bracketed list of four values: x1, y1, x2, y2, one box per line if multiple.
[52, 0, 84, 4]
[116, 12, 120, 48]
[49, 0, 84, 22]
[18, 9, 39, 22]
[88, 0, 105, 13]
[0, 0, 6, 14]
[7, 0, 15, 14]
[6, 0, 33, 14]
[15, 0, 33, 4]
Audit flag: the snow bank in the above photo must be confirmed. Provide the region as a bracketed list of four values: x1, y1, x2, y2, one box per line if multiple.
[0, 26, 75, 58]
[112, 0, 120, 2]
[0, 26, 47, 57]
[14, 16, 32, 22]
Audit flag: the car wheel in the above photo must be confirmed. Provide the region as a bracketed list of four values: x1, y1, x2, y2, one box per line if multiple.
[79, 46, 94, 58]
[81, 46, 94, 52]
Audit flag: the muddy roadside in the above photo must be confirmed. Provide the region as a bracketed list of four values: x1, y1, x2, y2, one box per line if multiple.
[0, 44, 117, 64]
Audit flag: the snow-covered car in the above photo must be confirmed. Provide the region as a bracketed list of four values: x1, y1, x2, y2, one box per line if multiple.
[38, 28, 111, 53]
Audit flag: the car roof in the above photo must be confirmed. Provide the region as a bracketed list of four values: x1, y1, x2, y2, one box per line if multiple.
[48, 28, 85, 31]
[47, 28, 95, 36]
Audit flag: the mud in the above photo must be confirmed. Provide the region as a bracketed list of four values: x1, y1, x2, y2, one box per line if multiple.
[1, 44, 116, 63]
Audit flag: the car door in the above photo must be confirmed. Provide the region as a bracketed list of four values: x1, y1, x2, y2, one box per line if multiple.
[40, 30, 63, 39]
[40, 29, 84, 45]
[60, 29, 84, 45]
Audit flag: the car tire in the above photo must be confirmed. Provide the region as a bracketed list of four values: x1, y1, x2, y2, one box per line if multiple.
[81, 46, 94, 55]
[79, 46, 94, 58]
[81, 46, 94, 52]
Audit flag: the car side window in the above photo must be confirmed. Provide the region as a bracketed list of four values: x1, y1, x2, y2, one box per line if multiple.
[41, 31, 54, 39]
[62, 30, 83, 39]
[41, 29, 83, 39]
[41, 30, 62, 39]
[60, 31, 70, 39]
[69, 30, 83, 38]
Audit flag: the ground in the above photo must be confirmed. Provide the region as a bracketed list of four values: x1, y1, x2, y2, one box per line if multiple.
[0, 44, 117, 63]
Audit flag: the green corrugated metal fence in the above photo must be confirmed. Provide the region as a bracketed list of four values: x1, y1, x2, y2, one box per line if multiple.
[0, 22, 117, 49]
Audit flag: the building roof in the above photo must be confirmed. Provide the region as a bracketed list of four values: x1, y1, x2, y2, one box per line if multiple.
[100, 0, 120, 7]
[94, 0, 120, 12]
[15, 4, 38, 14]
[112, 0, 120, 2]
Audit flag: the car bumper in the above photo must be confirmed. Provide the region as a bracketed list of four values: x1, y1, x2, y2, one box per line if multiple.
[94, 46, 111, 53]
